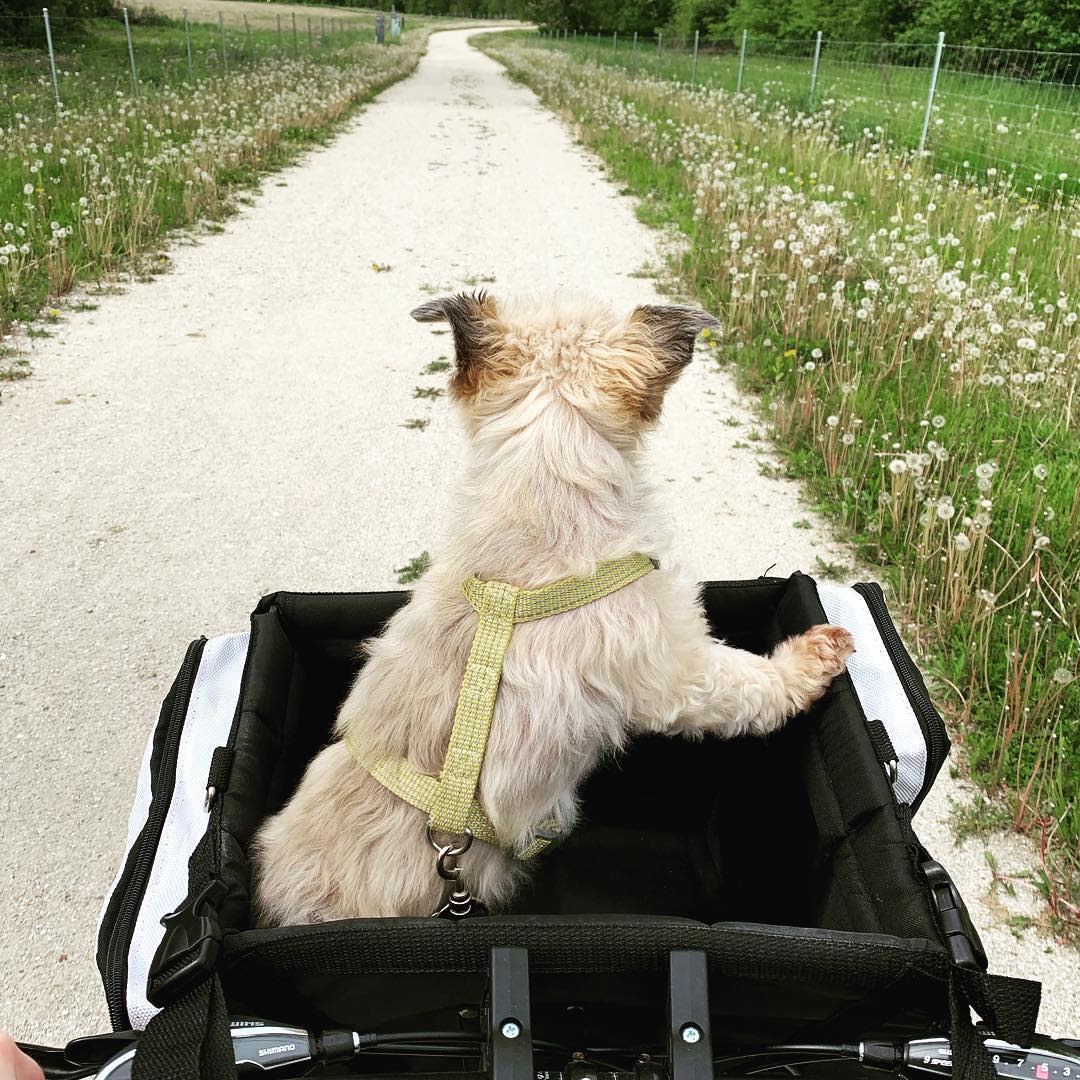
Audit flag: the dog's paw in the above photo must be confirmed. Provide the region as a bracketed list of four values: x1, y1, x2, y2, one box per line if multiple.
[799, 624, 855, 679]
[773, 624, 855, 711]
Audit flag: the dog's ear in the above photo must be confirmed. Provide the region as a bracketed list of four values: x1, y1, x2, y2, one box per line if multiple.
[629, 304, 719, 421]
[411, 291, 500, 398]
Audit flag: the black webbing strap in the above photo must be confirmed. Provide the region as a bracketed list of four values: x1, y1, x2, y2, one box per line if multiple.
[131, 974, 235, 1080]
[133, 831, 237, 1080]
[960, 967, 1041, 1045]
[949, 967, 1042, 1080]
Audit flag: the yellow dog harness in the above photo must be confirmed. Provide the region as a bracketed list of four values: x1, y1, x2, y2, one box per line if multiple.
[347, 553, 657, 861]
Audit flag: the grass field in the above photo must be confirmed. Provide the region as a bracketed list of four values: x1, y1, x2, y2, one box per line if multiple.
[0, 5, 475, 366]
[533, 33, 1080, 198]
[479, 31, 1080, 926]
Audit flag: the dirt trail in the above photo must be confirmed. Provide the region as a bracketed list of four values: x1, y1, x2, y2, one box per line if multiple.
[1, 26, 1074, 1044]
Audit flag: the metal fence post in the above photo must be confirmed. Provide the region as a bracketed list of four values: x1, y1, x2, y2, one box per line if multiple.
[631, 30, 637, 73]
[291, 11, 297, 55]
[244, 13, 250, 55]
[919, 31, 945, 154]
[656, 30, 662, 76]
[320, 15, 325, 44]
[613, 30, 617, 53]
[41, 8, 61, 113]
[691, 28, 699, 88]
[218, 12, 228, 73]
[183, 8, 194, 80]
[307, 15, 313, 48]
[122, 7, 139, 97]
[808, 30, 822, 110]
[736, 29, 747, 92]
[276, 13, 282, 51]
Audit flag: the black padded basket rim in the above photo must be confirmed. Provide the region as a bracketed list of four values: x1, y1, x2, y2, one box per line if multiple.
[220, 915, 951, 984]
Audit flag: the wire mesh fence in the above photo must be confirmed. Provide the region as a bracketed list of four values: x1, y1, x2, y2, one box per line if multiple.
[0, 6, 389, 130]
[536, 28, 1080, 196]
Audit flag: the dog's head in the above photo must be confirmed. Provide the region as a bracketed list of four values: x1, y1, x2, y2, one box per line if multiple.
[410, 291, 718, 440]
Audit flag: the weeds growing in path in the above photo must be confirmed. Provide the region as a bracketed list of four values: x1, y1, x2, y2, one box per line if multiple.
[396, 550, 431, 584]
[478, 34, 1080, 924]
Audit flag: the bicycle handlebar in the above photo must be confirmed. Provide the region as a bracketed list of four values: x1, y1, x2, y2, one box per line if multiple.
[82, 1020, 1080, 1079]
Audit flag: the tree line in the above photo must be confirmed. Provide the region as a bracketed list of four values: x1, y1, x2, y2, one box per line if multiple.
[524, 0, 1080, 52]
[3, 0, 1075, 62]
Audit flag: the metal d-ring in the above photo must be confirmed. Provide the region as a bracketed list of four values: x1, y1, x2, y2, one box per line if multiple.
[426, 824, 474, 882]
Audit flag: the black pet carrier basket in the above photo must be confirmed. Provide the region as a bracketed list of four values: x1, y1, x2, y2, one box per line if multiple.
[86, 572, 1042, 1080]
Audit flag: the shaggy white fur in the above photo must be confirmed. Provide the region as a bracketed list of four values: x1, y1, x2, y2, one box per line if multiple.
[251, 293, 854, 923]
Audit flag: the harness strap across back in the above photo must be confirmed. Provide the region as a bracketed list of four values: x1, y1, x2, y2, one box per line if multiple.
[348, 553, 657, 860]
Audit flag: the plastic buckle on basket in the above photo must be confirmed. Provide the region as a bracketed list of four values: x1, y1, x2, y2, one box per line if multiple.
[922, 859, 987, 972]
[146, 878, 227, 1007]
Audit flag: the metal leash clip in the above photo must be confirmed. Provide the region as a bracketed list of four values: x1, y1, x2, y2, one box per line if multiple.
[427, 824, 488, 921]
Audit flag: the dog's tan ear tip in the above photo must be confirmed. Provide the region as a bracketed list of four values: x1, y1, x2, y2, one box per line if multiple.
[679, 307, 720, 334]
[410, 299, 447, 323]
[632, 303, 720, 334]
[410, 291, 497, 324]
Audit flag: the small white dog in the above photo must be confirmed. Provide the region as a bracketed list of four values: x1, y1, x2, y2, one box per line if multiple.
[252, 293, 854, 924]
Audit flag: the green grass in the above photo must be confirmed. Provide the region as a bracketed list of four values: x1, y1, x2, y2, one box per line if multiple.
[413, 384, 445, 398]
[0, 11, 436, 369]
[532, 33, 1079, 198]
[479, 32, 1080, 925]
[395, 550, 431, 584]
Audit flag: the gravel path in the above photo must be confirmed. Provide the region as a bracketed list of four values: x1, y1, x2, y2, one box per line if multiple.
[1, 27, 1075, 1047]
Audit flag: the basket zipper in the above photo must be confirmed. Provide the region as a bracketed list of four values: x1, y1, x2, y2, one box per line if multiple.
[851, 583, 949, 791]
[104, 636, 207, 1030]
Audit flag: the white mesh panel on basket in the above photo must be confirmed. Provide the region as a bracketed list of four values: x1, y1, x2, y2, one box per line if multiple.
[124, 631, 248, 1029]
[817, 585, 928, 806]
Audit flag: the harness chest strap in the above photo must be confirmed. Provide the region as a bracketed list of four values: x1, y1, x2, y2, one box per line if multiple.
[347, 553, 658, 861]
